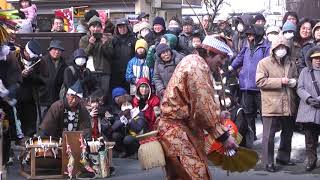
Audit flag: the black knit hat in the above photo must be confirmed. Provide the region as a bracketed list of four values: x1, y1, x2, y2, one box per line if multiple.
[156, 43, 171, 57]
[84, 10, 99, 22]
[254, 13, 265, 23]
[153, 16, 166, 29]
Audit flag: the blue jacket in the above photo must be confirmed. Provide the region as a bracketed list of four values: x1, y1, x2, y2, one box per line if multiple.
[125, 57, 153, 84]
[231, 39, 270, 91]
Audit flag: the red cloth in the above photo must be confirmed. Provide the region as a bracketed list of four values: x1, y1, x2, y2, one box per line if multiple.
[133, 78, 160, 131]
[92, 117, 99, 139]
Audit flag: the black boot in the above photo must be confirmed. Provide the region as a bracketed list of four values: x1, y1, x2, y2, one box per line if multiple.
[304, 129, 318, 171]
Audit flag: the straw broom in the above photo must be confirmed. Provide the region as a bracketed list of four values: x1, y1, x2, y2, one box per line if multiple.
[136, 131, 166, 170]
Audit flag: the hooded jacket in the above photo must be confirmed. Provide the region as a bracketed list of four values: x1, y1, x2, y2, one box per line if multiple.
[132, 78, 160, 131]
[63, 49, 96, 97]
[296, 45, 320, 125]
[256, 35, 298, 117]
[232, 14, 254, 53]
[125, 49, 153, 95]
[231, 36, 270, 91]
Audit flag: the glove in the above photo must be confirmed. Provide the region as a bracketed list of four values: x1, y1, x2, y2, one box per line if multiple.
[306, 97, 320, 108]
[228, 66, 234, 71]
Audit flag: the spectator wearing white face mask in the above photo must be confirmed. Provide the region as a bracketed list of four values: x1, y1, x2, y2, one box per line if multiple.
[282, 21, 300, 65]
[256, 34, 298, 172]
[63, 49, 96, 98]
[266, 26, 280, 43]
[232, 14, 254, 53]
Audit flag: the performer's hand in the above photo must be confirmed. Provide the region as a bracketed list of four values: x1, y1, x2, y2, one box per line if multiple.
[22, 68, 33, 77]
[222, 135, 239, 150]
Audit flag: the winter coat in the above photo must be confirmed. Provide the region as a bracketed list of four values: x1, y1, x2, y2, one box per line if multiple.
[0, 51, 22, 98]
[296, 46, 320, 125]
[111, 111, 147, 136]
[231, 39, 270, 91]
[153, 50, 184, 95]
[17, 55, 48, 103]
[132, 78, 160, 131]
[39, 98, 91, 138]
[111, 28, 136, 88]
[63, 65, 96, 98]
[178, 32, 193, 55]
[256, 36, 298, 117]
[125, 56, 153, 95]
[20, 4, 37, 26]
[79, 34, 113, 74]
[39, 55, 67, 106]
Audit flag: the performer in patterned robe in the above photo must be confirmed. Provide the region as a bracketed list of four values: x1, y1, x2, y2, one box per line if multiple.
[157, 35, 238, 179]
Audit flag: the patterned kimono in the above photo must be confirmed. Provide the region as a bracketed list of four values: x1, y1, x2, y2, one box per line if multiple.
[157, 54, 227, 180]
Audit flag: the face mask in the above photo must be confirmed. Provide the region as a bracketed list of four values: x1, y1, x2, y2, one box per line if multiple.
[75, 57, 87, 66]
[283, 32, 294, 40]
[121, 102, 133, 111]
[140, 29, 150, 38]
[275, 48, 287, 58]
[0, 45, 10, 61]
[267, 34, 277, 42]
[237, 23, 244, 32]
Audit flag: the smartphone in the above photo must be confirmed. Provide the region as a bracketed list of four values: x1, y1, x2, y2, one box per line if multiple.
[93, 32, 102, 39]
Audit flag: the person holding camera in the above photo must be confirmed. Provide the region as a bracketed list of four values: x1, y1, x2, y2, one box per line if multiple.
[79, 15, 113, 96]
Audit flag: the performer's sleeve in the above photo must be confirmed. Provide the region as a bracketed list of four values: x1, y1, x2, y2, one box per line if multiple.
[186, 65, 228, 140]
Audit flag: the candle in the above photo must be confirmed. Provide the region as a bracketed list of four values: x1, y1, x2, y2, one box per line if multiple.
[29, 138, 32, 145]
[50, 136, 52, 144]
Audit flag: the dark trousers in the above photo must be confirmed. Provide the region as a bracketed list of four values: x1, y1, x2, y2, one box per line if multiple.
[112, 132, 139, 155]
[241, 90, 261, 138]
[262, 116, 294, 165]
[303, 123, 320, 162]
[16, 101, 37, 137]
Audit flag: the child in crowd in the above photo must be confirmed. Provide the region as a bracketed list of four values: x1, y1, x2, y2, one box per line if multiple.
[126, 39, 153, 95]
[109, 87, 147, 158]
[133, 78, 160, 131]
[19, 0, 37, 29]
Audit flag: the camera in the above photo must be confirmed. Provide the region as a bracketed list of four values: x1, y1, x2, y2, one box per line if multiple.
[93, 33, 102, 40]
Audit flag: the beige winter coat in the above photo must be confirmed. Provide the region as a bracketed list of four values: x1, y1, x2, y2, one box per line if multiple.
[256, 35, 298, 117]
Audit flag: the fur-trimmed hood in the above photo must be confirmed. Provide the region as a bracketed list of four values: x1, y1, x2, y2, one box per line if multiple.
[305, 45, 320, 69]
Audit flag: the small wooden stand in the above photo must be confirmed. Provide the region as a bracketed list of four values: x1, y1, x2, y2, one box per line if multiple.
[19, 144, 63, 179]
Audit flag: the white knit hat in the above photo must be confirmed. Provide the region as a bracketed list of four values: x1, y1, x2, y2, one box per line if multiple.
[202, 35, 233, 58]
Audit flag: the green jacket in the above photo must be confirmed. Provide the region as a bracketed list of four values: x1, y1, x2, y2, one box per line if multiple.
[79, 34, 113, 74]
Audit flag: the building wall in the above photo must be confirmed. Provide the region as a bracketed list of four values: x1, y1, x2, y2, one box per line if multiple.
[286, 0, 320, 19]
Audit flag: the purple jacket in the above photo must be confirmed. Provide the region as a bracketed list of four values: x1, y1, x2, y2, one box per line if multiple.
[231, 39, 270, 91]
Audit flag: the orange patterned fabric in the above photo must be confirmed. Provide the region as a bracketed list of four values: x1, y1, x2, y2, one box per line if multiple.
[157, 54, 227, 180]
